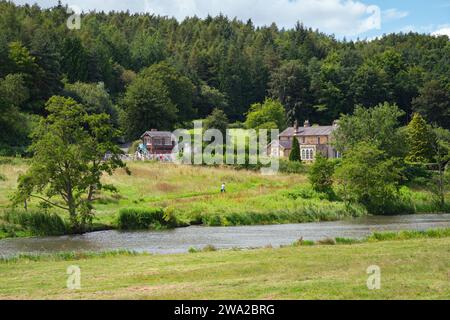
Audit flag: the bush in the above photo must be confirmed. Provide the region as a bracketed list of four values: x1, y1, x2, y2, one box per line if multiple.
[3, 210, 68, 236]
[117, 207, 178, 230]
[292, 238, 315, 246]
[284, 186, 330, 201]
[0, 173, 6, 181]
[202, 244, 217, 252]
[309, 154, 335, 194]
[335, 237, 362, 245]
[0, 145, 29, 157]
[334, 142, 405, 215]
[188, 247, 199, 253]
[279, 159, 305, 174]
[402, 162, 431, 185]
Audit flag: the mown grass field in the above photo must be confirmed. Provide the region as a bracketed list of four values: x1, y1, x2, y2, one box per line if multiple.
[0, 237, 449, 299]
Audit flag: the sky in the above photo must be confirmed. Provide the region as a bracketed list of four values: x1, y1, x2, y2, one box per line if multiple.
[10, 0, 450, 40]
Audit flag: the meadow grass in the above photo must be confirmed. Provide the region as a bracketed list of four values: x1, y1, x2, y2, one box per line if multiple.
[366, 228, 450, 241]
[0, 159, 359, 229]
[117, 207, 179, 230]
[2, 209, 68, 236]
[0, 236, 448, 299]
[0, 249, 142, 264]
[289, 228, 450, 246]
[0, 158, 448, 235]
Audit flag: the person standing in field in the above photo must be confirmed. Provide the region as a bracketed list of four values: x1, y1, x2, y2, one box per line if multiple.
[221, 183, 226, 193]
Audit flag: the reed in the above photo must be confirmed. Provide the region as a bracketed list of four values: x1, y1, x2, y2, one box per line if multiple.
[2, 209, 68, 236]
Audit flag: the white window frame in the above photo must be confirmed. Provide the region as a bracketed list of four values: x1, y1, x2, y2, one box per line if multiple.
[301, 147, 315, 161]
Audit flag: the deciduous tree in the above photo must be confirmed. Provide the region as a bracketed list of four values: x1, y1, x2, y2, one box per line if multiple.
[14, 96, 127, 232]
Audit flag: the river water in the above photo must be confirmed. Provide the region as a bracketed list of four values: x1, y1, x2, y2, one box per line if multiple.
[0, 214, 449, 256]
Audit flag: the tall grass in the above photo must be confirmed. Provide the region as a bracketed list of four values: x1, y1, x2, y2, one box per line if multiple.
[291, 228, 450, 246]
[3, 210, 68, 236]
[173, 185, 367, 227]
[279, 159, 307, 174]
[367, 228, 450, 241]
[117, 207, 179, 230]
[196, 202, 366, 226]
[0, 249, 141, 264]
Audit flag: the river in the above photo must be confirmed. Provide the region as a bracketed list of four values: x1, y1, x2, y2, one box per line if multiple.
[0, 214, 449, 257]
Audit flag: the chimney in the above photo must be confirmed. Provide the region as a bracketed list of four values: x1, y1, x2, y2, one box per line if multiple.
[293, 120, 298, 132]
[304, 120, 310, 127]
[151, 128, 158, 131]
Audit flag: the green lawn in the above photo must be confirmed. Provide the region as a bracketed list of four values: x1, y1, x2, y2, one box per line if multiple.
[0, 237, 449, 299]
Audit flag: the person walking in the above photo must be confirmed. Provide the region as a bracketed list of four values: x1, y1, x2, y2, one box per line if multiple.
[221, 183, 226, 193]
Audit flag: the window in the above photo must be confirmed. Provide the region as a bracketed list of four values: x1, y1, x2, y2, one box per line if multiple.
[301, 148, 315, 161]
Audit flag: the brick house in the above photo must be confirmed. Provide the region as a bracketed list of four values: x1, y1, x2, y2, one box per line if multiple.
[141, 129, 175, 154]
[268, 120, 341, 161]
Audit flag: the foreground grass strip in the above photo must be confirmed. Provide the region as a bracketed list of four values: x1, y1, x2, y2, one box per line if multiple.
[0, 237, 449, 299]
[0, 249, 143, 264]
[366, 228, 450, 241]
[291, 228, 450, 246]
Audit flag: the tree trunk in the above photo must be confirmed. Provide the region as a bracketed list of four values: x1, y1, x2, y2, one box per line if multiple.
[67, 189, 79, 233]
[438, 163, 445, 210]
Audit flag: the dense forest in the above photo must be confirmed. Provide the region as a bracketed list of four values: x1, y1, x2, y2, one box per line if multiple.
[0, 0, 449, 155]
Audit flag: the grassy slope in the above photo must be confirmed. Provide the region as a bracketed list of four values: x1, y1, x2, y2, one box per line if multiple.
[0, 158, 447, 232]
[1, 159, 356, 227]
[0, 237, 449, 299]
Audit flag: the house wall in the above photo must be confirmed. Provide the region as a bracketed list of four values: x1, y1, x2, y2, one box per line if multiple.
[298, 136, 329, 145]
[142, 135, 175, 154]
[268, 133, 339, 161]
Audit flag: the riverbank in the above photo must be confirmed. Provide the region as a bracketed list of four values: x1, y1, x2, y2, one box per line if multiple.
[1, 159, 448, 239]
[1, 231, 449, 299]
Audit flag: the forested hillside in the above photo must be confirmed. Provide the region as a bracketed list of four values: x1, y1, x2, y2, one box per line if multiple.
[0, 0, 449, 154]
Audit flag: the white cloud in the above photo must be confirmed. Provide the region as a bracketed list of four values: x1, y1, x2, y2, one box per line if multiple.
[143, 0, 382, 36]
[400, 24, 450, 38]
[12, 0, 382, 36]
[382, 8, 408, 21]
[432, 25, 450, 37]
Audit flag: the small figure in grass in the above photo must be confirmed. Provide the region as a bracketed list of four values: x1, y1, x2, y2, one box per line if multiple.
[221, 182, 226, 193]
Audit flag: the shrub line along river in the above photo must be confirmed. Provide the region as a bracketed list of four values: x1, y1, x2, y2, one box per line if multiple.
[0, 214, 449, 257]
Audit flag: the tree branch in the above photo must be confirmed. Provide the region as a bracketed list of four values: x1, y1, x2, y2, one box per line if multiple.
[29, 194, 70, 211]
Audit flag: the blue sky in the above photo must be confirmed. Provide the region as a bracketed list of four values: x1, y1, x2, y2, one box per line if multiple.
[11, 0, 450, 40]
